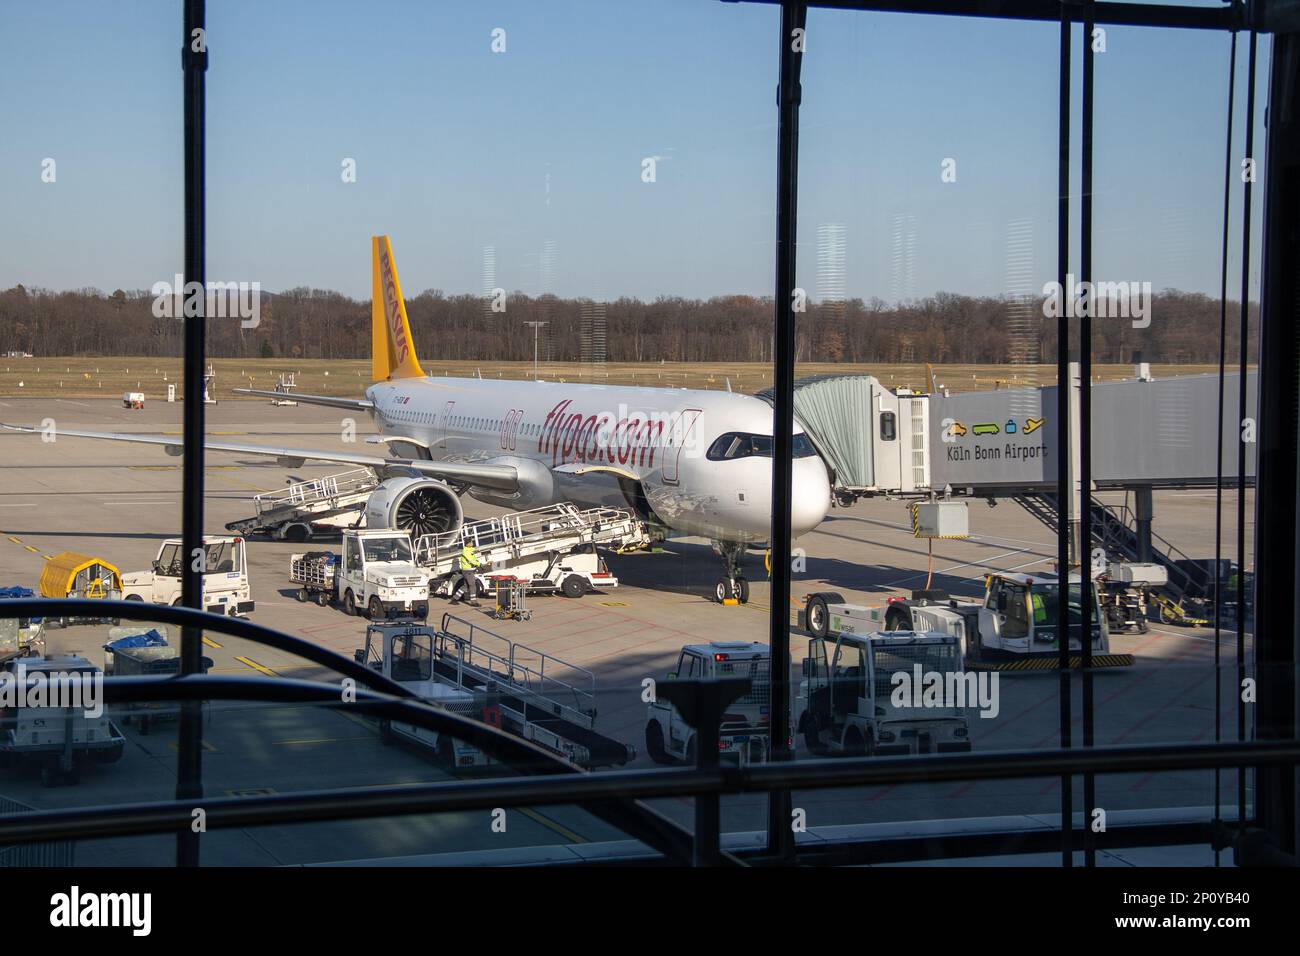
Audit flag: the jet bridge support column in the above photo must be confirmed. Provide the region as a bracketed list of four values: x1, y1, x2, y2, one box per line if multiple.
[1133, 486, 1153, 564]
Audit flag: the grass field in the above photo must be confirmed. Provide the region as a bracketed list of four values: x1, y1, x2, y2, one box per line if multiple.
[0, 357, 1231, 401]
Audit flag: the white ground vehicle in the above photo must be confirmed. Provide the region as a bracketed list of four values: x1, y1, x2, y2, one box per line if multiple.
[356, 616, 634, 769]
[434, 547, 618, 602]
[300, 529, 431, 620]
[644, 641, 777, 766]
[416, 504, 645, 602]
[804, 571, 1130, 668]
[122, 536, 254, 617]
[357, 621, 490, 768]
[796, 630, 972, 756]
[0, 656, 125, 786]
[227, 468, 377, 541]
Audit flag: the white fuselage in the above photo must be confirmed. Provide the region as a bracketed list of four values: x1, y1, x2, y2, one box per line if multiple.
[364, 377, 831, 544]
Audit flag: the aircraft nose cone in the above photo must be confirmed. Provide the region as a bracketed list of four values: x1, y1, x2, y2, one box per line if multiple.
[791, 456, 831, 537]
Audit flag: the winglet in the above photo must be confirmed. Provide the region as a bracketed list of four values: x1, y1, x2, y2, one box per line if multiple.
[371, 235, 426, 382]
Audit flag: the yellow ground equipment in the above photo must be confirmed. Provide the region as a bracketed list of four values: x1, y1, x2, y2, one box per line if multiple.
[39, 553, 123, 625]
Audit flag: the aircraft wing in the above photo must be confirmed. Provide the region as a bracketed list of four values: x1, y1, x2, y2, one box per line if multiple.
[232, 388, 374, 411]
[0, 423, 519, 492]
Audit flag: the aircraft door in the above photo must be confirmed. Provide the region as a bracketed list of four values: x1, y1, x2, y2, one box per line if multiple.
[661, 408, 702, 485]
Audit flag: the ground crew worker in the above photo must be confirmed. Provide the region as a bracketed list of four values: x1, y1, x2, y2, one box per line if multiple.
[453, 541, 483, 606]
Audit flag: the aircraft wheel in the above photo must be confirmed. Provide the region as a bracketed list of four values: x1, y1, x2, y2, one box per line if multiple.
[736, 577, 750, 604]
[714, 579, 730, 603]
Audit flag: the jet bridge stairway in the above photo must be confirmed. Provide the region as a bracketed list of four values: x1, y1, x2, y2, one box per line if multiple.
[413, 503, 652, 579]
[227, 469, 377, 539]
[431, 613, 634, 768]
[1011, 491, 1199, 599]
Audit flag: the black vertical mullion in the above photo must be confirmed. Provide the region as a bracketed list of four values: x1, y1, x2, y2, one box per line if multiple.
[1080, 4, 1096, 869]
[1236, 28, 1257, 826]
[1056, 6, 1073, 869]
[1213, 30, 1237, 864]
[766, 0, 806, 863]
[177, 0, 207, 868]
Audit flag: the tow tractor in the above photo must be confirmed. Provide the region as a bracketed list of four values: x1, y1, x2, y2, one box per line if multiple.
[290, 528, 430, 619]
[356, 615, 634, 769]
[803, 570, 1133, 669]
[122, 536, 254, 617]
[0, 655, 126, 786]
[644, 642, 779, 766]
[796, 629, 972, 756]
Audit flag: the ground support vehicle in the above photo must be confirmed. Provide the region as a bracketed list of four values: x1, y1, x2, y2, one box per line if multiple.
[0, 586, 43, 656]
[644, 641, 779, 766]
[226, 468, 377, 541]
[38, 553, 124, 627]
[1098, 561, 1165, 633]
[415, 504, 647, 602]
[121, 537, 254, 617]
[102, 628, 212, 734]
[356, 615, 634, 770]
[796, 629, 972, 756]
[803, 570, 1133, 671]
[0, 656, 125, 786]
[291, 529, 430, 619]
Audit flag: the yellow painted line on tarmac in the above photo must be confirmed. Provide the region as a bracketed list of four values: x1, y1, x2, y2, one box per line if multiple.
[234, 655, 278, 677]
[23, 546, 40, 553]
[518, 807, 588, 844]
[202, 636, 222, 649]
[7, 536, 22, 544]
[168, 740, 218, 753]
[273, 735, 374, 746]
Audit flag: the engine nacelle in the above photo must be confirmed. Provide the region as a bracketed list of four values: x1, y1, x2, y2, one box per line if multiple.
[365, 477, 464, 538]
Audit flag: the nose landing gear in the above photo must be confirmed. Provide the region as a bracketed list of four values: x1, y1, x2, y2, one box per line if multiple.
[712, 540, 750, 604]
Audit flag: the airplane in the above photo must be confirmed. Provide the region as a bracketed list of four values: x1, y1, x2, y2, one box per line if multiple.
[2, 236, 831, 603]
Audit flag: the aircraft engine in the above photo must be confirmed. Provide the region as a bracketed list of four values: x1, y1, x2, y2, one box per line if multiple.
[365, 477, 464, 539]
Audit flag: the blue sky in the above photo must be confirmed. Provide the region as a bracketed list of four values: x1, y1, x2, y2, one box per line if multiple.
[0, 0, 1268, 303]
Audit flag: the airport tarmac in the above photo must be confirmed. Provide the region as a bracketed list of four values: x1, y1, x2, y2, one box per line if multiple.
[0, 397, 1256, 865]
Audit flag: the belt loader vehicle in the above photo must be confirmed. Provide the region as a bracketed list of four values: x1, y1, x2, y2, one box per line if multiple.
[290, 528, 430, 619]
[356, 616, 634, 769]
[644, 641, 781, 766]
[804, 570, 1131, 668]
[796, 630, 972, 756]
[0, 656, 125, 786]
[122, 537, 254, 617]
[415, 504, 646, 603]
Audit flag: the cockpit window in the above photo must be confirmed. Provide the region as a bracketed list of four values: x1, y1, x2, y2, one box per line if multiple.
[706, 432, 817, 461]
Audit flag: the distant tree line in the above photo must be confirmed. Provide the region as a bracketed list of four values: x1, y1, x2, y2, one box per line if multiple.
[0, 283, 1259, 365]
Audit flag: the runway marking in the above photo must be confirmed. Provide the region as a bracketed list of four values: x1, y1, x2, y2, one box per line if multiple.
[517, 807, 588, 844]
[234, 655, 278, 677]
[273, 735, 373, 746]
[169, 740, 218, 753]
[0, 504, 36, 508]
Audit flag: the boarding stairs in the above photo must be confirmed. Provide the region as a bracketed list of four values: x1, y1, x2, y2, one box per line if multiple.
[1012, 491, 1199, 598]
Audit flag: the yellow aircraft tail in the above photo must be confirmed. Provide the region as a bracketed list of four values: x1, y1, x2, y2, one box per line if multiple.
[371, 235, 426, 382]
